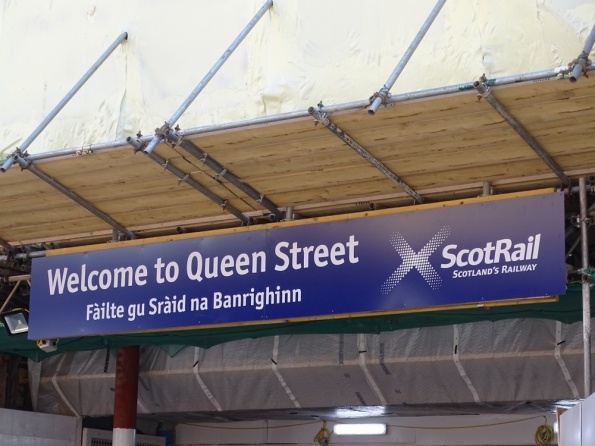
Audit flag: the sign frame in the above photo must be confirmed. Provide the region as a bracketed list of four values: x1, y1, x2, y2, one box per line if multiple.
[28, 189, 564, 339]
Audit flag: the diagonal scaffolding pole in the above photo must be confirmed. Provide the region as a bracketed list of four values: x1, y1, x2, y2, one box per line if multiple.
[164, 130, 283, 220]
[0, 237, 14, 253]
[142, 0, 273, 155]
[367, 0, 446, 115]
[1, 32, 127, 172]
[308, 107, 424, 204]
[473, 81, 570, 187]
[570, 24, 595, 83]
[127, 138, 253, 225]
[9, 151, 136, 239]
[579, 177, 592, 397]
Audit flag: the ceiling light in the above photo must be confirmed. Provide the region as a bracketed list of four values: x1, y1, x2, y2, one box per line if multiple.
[1, 309, 29, 336]
[334, 423, 387, 436]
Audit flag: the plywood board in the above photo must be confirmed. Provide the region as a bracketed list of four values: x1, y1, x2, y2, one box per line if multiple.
[2, 76, 595, 245]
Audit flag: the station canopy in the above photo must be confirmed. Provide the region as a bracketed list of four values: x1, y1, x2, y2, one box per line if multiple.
[1, 70, 594, 359]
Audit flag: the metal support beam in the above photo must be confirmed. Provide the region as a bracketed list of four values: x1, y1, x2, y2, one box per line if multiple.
[10, 152, 136, 239]
[308, 107, 424, 204]
[167, 135, 283, 220]
[482, 181, 492, 197]
[21, 64, 595, 164]
[1, 32, 127, 166]
[570, 24, 595, 83]
[127, 138, 252, 225]
[0, 281, 22, 313]
[579, 177, 592, 397]
[142, 0, 272, 155]
[367, 0, 446, 115]
[0, 237, 14, 253]
[474, 81, 570, 187]
[0, 251, 45, 262]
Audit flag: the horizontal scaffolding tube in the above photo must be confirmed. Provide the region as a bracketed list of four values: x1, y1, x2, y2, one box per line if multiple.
[12, 154, 136, 239]
[174, 137, 283, 220]
[474, 81, 570, 186]
[368, 0, 446, 115]
[0, 251, 46, 262]
[15, 32, 128, 156]
[143, 0, 272, 155]
[127, 138, 252, 225]
[23, 64, 588, 163]
[308, 107, 424, 204]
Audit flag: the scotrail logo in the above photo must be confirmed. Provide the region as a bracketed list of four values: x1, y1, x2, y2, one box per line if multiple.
[381, 226, 451, 294]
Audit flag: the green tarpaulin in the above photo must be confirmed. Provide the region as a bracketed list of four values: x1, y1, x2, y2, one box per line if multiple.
[1, 284, 589, 361]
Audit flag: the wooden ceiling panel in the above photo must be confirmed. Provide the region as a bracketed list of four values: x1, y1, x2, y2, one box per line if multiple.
[2, 76, 594, 245]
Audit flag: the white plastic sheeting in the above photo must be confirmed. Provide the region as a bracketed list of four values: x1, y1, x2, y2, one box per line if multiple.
[31, 317, 593, 418]
[1, 0, 595, 157]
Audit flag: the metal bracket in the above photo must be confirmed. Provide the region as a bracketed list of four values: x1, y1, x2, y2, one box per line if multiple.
[154, 122, 171, 139]
[214, 169, 227, 180]
[574, 215, 593, 226]
[162, 159, 169, 171]
[569, 56, 592, 79]
[367, 88, 391, 109]
[177, 173, 189, 186]
[75, 147, 93, 156]
[220, 200, 228, 210]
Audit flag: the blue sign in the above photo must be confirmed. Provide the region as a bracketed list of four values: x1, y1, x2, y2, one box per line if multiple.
[28, 192, 566, 339]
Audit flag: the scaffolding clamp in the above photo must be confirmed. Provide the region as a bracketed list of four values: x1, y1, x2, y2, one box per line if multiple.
[214, 169, 227, 180]
[177, 173, 189, 186]
[569, 55, 592, 80]
[367, 89, 391, 109]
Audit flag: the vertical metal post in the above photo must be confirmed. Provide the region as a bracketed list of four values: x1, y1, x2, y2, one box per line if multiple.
[14, 33, 128, 156]
[570, 24, 595, 83]
[579, 177, 592, 397]
[113, 346, 140, 446]
[285, 206, 294, 221]
[368, 0, 446, 115]
[143, 0, 273, 155]
[482, 181, 491, 196]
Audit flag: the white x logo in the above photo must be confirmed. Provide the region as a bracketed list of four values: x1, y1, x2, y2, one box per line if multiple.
[381, 226, 451, 294]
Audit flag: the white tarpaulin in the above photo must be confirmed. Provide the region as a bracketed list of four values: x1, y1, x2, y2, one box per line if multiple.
[30, 318, 590, 417]
[1, 0, 594, 157]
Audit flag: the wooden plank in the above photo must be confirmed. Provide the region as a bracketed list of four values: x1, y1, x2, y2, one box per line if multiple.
[330, 78, 595, 132]
[109, 198, 252, 227]
[2, 219, 110, 242]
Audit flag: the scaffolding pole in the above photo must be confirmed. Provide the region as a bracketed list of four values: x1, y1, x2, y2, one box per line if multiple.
[473, 81, 570, 187]
[9, 152, 136, 239]
[163, 131, 283, 220]
[579, 177, 592, 397]
[570, 24, 595, 83]
[127, 137, 253, 225]
[24, 64, 589, 164]
[367, 0, 446, 115]
[308, 107, 424, 204]
[1, 32, 127, 172]
[142, 0, 273, 155]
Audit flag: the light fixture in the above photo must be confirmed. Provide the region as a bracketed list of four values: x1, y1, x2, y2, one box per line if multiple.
[1, 309, 29, 336]
[334, 423, 387, 436]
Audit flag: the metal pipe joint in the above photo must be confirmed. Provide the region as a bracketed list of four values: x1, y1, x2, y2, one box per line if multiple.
[126, 137, 146, 153]
[164, 129, 182, 144]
